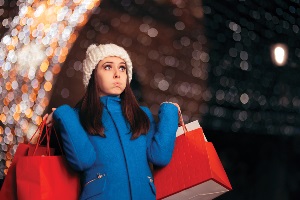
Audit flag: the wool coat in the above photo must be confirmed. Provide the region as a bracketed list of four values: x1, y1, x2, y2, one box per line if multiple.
[53, 95, 179, 200]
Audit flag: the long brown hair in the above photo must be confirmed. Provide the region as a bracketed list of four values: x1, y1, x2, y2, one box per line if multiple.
[76, 69, 150, 139]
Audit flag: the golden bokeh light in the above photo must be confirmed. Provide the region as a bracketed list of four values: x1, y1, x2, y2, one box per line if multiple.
[40, 60, 49, 72]
[0, 0, 100, 176]
[44, 81, 52, 91]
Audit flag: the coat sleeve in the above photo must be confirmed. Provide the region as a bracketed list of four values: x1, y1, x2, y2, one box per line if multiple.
[53, 104, 96, 171]
[142, 103, 178, 167]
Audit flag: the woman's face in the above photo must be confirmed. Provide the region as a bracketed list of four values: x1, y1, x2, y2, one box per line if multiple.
[96, 56, 127, 97]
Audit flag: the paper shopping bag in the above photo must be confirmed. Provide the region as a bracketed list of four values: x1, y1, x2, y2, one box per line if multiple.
[154, 120, 232, 200]
[16, 156, 80, 200]
[0, 143, 55, 200]
[15, 120, 81, 200]
[0, 144, 29, 200]
[0, 120, 57, 200]
[1, 119, 80, 200]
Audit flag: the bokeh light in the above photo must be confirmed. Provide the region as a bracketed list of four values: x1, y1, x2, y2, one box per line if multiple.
[0, 0, 100, 178]
[271, 43, 288, 66]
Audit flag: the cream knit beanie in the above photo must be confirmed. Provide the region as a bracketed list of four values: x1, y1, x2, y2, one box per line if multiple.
[82, 43, 133, 88]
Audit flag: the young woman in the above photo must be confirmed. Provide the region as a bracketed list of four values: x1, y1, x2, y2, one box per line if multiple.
[44, 43, 179, 200]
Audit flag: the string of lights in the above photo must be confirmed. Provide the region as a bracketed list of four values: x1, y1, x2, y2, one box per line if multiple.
[0, 0, 100, 178]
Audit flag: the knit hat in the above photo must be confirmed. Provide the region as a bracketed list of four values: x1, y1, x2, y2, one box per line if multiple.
[82, 43, 133, 88]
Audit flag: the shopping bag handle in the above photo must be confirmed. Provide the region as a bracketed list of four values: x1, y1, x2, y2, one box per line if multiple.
[28, 119, 46, 145]
[28, 118, 64, 156]
[50, 125, 64, 155]
[27, 119, 51, 156]
[177, 107, 188, 135]
[177, 109, 208, 141]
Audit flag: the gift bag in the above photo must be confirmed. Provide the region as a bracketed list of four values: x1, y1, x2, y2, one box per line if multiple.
[0, 120, 80, 200]
[0, 120, 54, 200]
[0, 144, 29, 200]
[154, 118, 232, 200]
[16, 120, 80, 200]
[16, 156, 80, 200]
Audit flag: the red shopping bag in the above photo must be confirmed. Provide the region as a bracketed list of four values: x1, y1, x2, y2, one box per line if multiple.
[0, 144, 29, 200]
[16, 156, 80, 200]
[0, 122, 55, 200]
[154, 119, 232, 200]
[1, 120, 80, 200]
[15, 120, 80, 200]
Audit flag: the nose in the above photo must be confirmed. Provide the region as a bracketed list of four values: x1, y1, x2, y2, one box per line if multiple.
[114, 68, 120, 78]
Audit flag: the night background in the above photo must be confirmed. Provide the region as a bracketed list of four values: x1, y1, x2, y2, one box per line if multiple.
[1, 0, 300, 199]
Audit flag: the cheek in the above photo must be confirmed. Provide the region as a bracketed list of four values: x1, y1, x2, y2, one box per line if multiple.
[96, 75, 108, 90]
[98, 79, 109, 90]
[122, 73, 128, 82]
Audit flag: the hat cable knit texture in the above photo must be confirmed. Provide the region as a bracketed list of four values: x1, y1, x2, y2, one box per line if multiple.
[82, 43, 133, 88]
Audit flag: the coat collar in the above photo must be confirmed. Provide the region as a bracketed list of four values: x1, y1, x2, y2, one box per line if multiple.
[100, 95, 122, 112]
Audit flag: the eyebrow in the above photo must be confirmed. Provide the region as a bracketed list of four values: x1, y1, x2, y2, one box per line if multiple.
[102, 62, 126, 66]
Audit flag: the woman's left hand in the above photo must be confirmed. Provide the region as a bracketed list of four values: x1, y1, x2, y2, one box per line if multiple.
[42, 108, 56, 127]
[161, 102, 185, 130]
[161, 102, 180, 111]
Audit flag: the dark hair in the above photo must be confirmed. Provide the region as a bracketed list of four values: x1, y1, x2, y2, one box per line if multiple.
[76, 69, 150, 139]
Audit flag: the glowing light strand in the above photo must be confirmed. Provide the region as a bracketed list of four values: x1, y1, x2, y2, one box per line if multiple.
[0, 0, 100, 177]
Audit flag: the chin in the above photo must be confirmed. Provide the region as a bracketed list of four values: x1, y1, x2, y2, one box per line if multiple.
[109, 91, 123, 96]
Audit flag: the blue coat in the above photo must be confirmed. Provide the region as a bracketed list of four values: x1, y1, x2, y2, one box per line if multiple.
[53, 95, 178, 200]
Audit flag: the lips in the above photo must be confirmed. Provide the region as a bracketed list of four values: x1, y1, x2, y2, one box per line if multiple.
[114, 82, 121, 87]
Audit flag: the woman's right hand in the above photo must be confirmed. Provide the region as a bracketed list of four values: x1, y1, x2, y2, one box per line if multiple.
[42, 108, 56, 127]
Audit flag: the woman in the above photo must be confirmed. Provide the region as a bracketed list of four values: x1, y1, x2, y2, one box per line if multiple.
[44, 43, 179, 200]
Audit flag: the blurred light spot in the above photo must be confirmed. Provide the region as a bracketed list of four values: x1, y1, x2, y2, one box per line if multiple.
[158, 80, 169, 91]
[271, 43, 288, 66]
[240, 93, 249, 104]
[44, 82, 52, 91]
[61, 88, 70, 98]
[148, 28, 158, 37]
[175, 21, 185, 30]
[240, 61, 249, 71]
[180, 36, 190, 46]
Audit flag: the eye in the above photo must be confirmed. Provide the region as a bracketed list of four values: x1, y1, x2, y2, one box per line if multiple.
[119, 65, 127, 72]
[104, 65, 112, 70]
